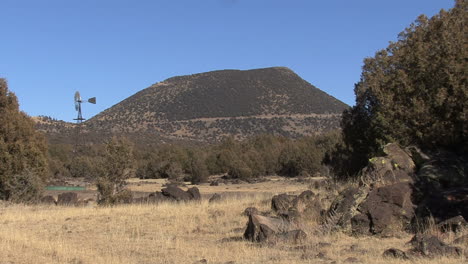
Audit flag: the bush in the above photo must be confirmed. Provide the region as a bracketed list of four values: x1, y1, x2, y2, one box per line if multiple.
[0, 79, 48, 202]
[188, 151, 209, 184]
[96, 137, 135, 205]
[5, 170, 44, 203]
[340, 1, 467, 176]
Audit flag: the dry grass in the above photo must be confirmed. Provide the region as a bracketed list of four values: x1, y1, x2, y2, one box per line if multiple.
[1, 179, 466, 264]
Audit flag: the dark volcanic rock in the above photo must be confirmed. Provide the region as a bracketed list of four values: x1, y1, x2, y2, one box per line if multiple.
[57, 192, 78, 205]
[361, 143, 415, 185]
[351, 213, 371, 235]
[40, 195, 57, 205]
[453, 235, 468, 246]
[187, 187, 201, 200]
[209, 193, 222, 203]
[161, 186, 191, 201]
[437, 215, 467, 233]
[325, 187, 369, 233]
[271, 190, 322, 221]
[243, 207, 259, 217]
[243, 214, 304, 243]
[275, 229, 307, 244]
[409, 235, 462, 257]
[358, 182, 415, 236]
[382, 248, 409, 260]
[271, 193, 297, 215]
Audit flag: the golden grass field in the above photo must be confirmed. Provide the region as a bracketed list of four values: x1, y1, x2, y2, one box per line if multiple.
[0, 178, 466, 264]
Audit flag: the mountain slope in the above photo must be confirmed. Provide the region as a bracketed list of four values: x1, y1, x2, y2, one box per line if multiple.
[39, 67, 349, 143]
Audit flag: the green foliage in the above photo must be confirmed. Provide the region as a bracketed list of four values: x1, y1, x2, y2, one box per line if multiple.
[0, 79, 48, 201]
[187, 150, 209, 184]
[96, 137, 135, 204]
[340, 1, 467, 176]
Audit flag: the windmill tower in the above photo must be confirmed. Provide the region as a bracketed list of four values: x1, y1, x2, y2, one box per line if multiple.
[74, 91, 96, 123]
[73, 91, 96, 152]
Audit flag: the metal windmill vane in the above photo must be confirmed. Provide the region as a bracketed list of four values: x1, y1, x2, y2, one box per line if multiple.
[74, 91, 96, 123]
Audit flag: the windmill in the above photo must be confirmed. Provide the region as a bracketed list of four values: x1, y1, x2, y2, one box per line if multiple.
[74, 91, 96, 123]
[73, 91, 96, 153]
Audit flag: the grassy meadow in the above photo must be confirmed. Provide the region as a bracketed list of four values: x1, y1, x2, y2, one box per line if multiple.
[0, 178, 466, 264]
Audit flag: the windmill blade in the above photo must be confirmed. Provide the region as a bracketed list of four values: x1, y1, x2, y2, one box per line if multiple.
[87, 97, 96, 104]
[74, 91, 82, 103]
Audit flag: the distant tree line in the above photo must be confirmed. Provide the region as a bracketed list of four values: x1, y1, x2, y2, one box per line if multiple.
[46, 131, 342, 185]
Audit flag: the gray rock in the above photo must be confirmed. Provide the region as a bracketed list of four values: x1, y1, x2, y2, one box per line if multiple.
[161, 186, 191, 201]
[40, 195, 56, 205]
[243, 214, 305, 243]
[57, 192, 78, 205]
[209, 193, 222, 203]
[187, 187, 201, 200]
[409, 235, 462, 257]
[382, 248, 409, 260]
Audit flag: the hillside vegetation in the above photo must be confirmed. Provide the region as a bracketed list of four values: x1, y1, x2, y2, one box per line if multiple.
[36, 67, 348, 144]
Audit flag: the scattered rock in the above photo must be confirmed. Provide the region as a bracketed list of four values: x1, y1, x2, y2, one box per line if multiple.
[382, 248, 409, 260]
[243, 214, 305, 243]
[275, 229, 307, 244]
[351, 213, 371, 235]
[57, 192, 78, 205]
[324, 187, 369, 233]
[453, 235, 468, 246]
[316, 252, 328, 259]
[409, 235, 462, 257]
[358, 182, 415, 236]
[271, 190, 322, 221]
[187, 187, 201, 200]
[317, 242, 332, 248]
[161, 186, 191, 201]
[243, 207, 259, 217]
[209, 193, 222, 203]
[40, 195, 56, 205]
[271, 193, 297, 215]
[361, 143, 415, 185]
[437, 215, 467, 233]
[344, 257, 360, 263]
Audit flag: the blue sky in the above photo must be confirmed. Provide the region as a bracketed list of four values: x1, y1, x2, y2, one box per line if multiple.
[0, 0, 454, 122]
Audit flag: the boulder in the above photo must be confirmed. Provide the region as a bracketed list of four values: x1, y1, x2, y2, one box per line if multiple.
[242, 207, 259, 217]
[409, 235, 462, 257]
[382, 248, 409, 260]
[209, 193, 222, 203]
[358, 182, 415, 236]
[271, 190, 322, 221]
[161, 186, 192, 201]
[412, 152, 468, 227]
[187, 187, 201, 200]
[436, 215, 467, 233]
[271, 193, 297, 215]
[293, 190, 321, 216]
[324, 187, 369, 233]
[40, 195, 57, 205]
[361, 143, 415, 185]
[57, 192, 78, 205]
[351, 213, 371, 235]
[453, 235, 468, 246]
[243, 214, 305, 243]
[275, 229, 307, 244]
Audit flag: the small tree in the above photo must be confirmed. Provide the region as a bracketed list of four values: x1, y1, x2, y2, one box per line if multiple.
[96, 137, 135, 204]
[188, 150, 209, 184]
[0, 78, 48, 202]
[339, 1, 467, 176]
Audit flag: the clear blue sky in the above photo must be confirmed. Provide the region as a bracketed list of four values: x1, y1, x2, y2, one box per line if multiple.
[0, 0, 454, 122]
